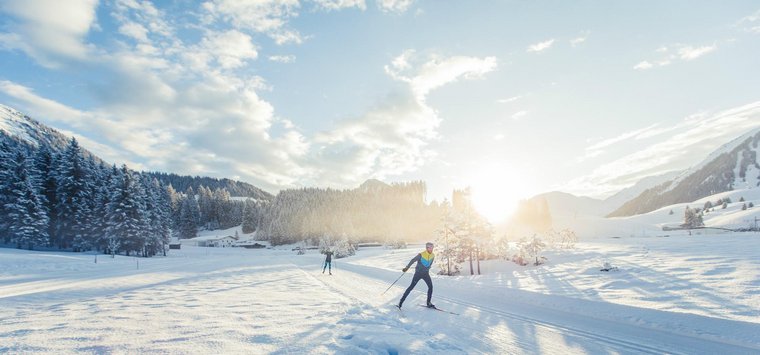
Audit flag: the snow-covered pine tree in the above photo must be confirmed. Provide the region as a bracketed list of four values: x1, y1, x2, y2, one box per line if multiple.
[683, 206, 704, 228]
[185, 187, 201, 228]
[433, 203, 463, 276]
[153, 179, 172, 256]
[177, 194, 199, 239]
[523, 234, 547, 265]
[198, 186, 214, 229]
[5, 151, 49, 249]
[140, 175, 161, 257]
[55, 138, 92, 250]
[88, 163, 112, 252]
[212, 188, 231, 229]
[70, 157, 101, 252]
[0, 140, 13, 244]
[130, 171, 150, 256]
[105, 165, 147, 256]
[241, 198, 259, 234]
[141, 176, 171, 256]
[331, 233, 356, 258]
[165, 184, 181, 237]
[32, 145, 58, 245]
[493, 234, 511, 261]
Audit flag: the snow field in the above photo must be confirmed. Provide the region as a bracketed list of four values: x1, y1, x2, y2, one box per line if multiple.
[1, 236, 759, 354]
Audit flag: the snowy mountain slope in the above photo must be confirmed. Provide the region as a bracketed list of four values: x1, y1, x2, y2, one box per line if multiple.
[609, 126, 760, 217]
[524, 171, 681, 223]
[1, 243, 758, 353]
[551, 188, 760, 239]
[0, 103, 72, 151]
[602, 170, 681, 212]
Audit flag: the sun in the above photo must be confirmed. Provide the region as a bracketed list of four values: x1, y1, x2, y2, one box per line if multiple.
[468, 166, 528, 223]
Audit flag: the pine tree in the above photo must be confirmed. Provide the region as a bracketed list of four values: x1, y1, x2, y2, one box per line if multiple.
[178, 195, 199, 239]
[198, 186, 214, 229]
[154, 179, 172, 256]
[0, 141, 13, 244]
[55, 138, 92, 250]
[165, 184, 181, 237]
[89, 164, 113, 252]
[683, 206, 704, 228]
[5, 151, 49, 249]
[185, 187, 200, 227]
[106, 165, 147, 256]
[241, 198, 259, 233]
[33, 145, 58, 245]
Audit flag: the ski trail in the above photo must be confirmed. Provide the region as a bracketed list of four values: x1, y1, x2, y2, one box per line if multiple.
[295, 263, 472, 353]
[330, 257, 760, 354]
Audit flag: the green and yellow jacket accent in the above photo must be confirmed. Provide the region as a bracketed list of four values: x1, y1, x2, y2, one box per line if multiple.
[406, 250, 435, 274]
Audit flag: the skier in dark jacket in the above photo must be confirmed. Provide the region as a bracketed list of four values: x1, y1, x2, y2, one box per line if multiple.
[322, 250, 333, 275]
[398, 242, 435, 308]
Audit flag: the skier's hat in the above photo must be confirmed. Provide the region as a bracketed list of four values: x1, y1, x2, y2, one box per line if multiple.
[425, 242, 434, 248]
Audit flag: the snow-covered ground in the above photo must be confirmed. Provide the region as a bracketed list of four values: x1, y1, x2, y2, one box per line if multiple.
[1, 233, 759, 354]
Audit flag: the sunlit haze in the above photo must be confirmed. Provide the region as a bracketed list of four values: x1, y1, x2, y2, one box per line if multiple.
[468, 165, 532, 223]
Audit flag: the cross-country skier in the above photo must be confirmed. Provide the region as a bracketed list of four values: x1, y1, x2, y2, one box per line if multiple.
[397, 242, 435, 309]
[322, 250, 333, 275]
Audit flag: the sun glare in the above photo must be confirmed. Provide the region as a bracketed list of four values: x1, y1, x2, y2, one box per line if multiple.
[469, 166, 528, 223]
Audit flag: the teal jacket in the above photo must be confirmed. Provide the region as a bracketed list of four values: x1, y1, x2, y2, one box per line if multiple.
[406, 250, 435, 275]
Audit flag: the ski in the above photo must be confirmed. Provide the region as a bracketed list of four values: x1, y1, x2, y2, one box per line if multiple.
[394, 304, 405, 316]
[418, 304, 458, 315]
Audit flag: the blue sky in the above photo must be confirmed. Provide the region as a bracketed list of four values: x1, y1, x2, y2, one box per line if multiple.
[1, 0, 759, 221]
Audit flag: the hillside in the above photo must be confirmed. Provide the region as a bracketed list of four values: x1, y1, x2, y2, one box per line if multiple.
[550, 187, 760, 238]
[608, 127, 760, 217]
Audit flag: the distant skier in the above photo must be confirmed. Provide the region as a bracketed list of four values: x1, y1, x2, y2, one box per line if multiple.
[397, 242, 435, 309]
[322, 250, 333, 275]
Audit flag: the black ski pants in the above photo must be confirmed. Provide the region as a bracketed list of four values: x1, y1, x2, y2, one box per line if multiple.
[399, 272, 432, 306]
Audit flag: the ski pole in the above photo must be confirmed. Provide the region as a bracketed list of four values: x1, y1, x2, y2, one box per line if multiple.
[382, 271, 406, 295]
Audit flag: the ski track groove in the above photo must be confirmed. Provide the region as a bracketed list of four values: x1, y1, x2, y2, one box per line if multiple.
[302, 262, 668, 354]
[435, 294, 668, 355]
[329, 261, 760, 354]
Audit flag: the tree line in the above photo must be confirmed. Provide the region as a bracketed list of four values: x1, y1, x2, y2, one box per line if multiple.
[254, 182, 443, 246]
[0, 135, 261, 256]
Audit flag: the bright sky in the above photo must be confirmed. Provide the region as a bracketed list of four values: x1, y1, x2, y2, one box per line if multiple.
[1, 1, 760, 222]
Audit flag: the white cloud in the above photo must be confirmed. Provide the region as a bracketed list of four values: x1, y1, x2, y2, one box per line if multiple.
[0, 80, 93, 126]
[312, 0, 367, 11]
[737, 9, 760, 33]
[269, 54, 296, 63]
[118, 21, 150, 43]
[570, 31, 589, 47]
[633, 61, 654, 70]
[678, 44, 717, 61]
[202, 0, 303, 44]
[634, 43, 717, 71]
[511, 111, 528, 120]
[386, 51, 497, 99]
[198, 30, 259, 69]
[312, 51, 497, 186]
[0, 0, 99, 67]
[497, 95, 522, 103]
[527, 39, 555, 53]
[377, 0, 415, 13]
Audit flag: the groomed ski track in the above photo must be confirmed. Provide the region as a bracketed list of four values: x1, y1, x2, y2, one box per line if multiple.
[308, 257, 760, 354]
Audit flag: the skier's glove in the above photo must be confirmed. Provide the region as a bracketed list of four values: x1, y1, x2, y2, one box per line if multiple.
[402, 267, 409, 272]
